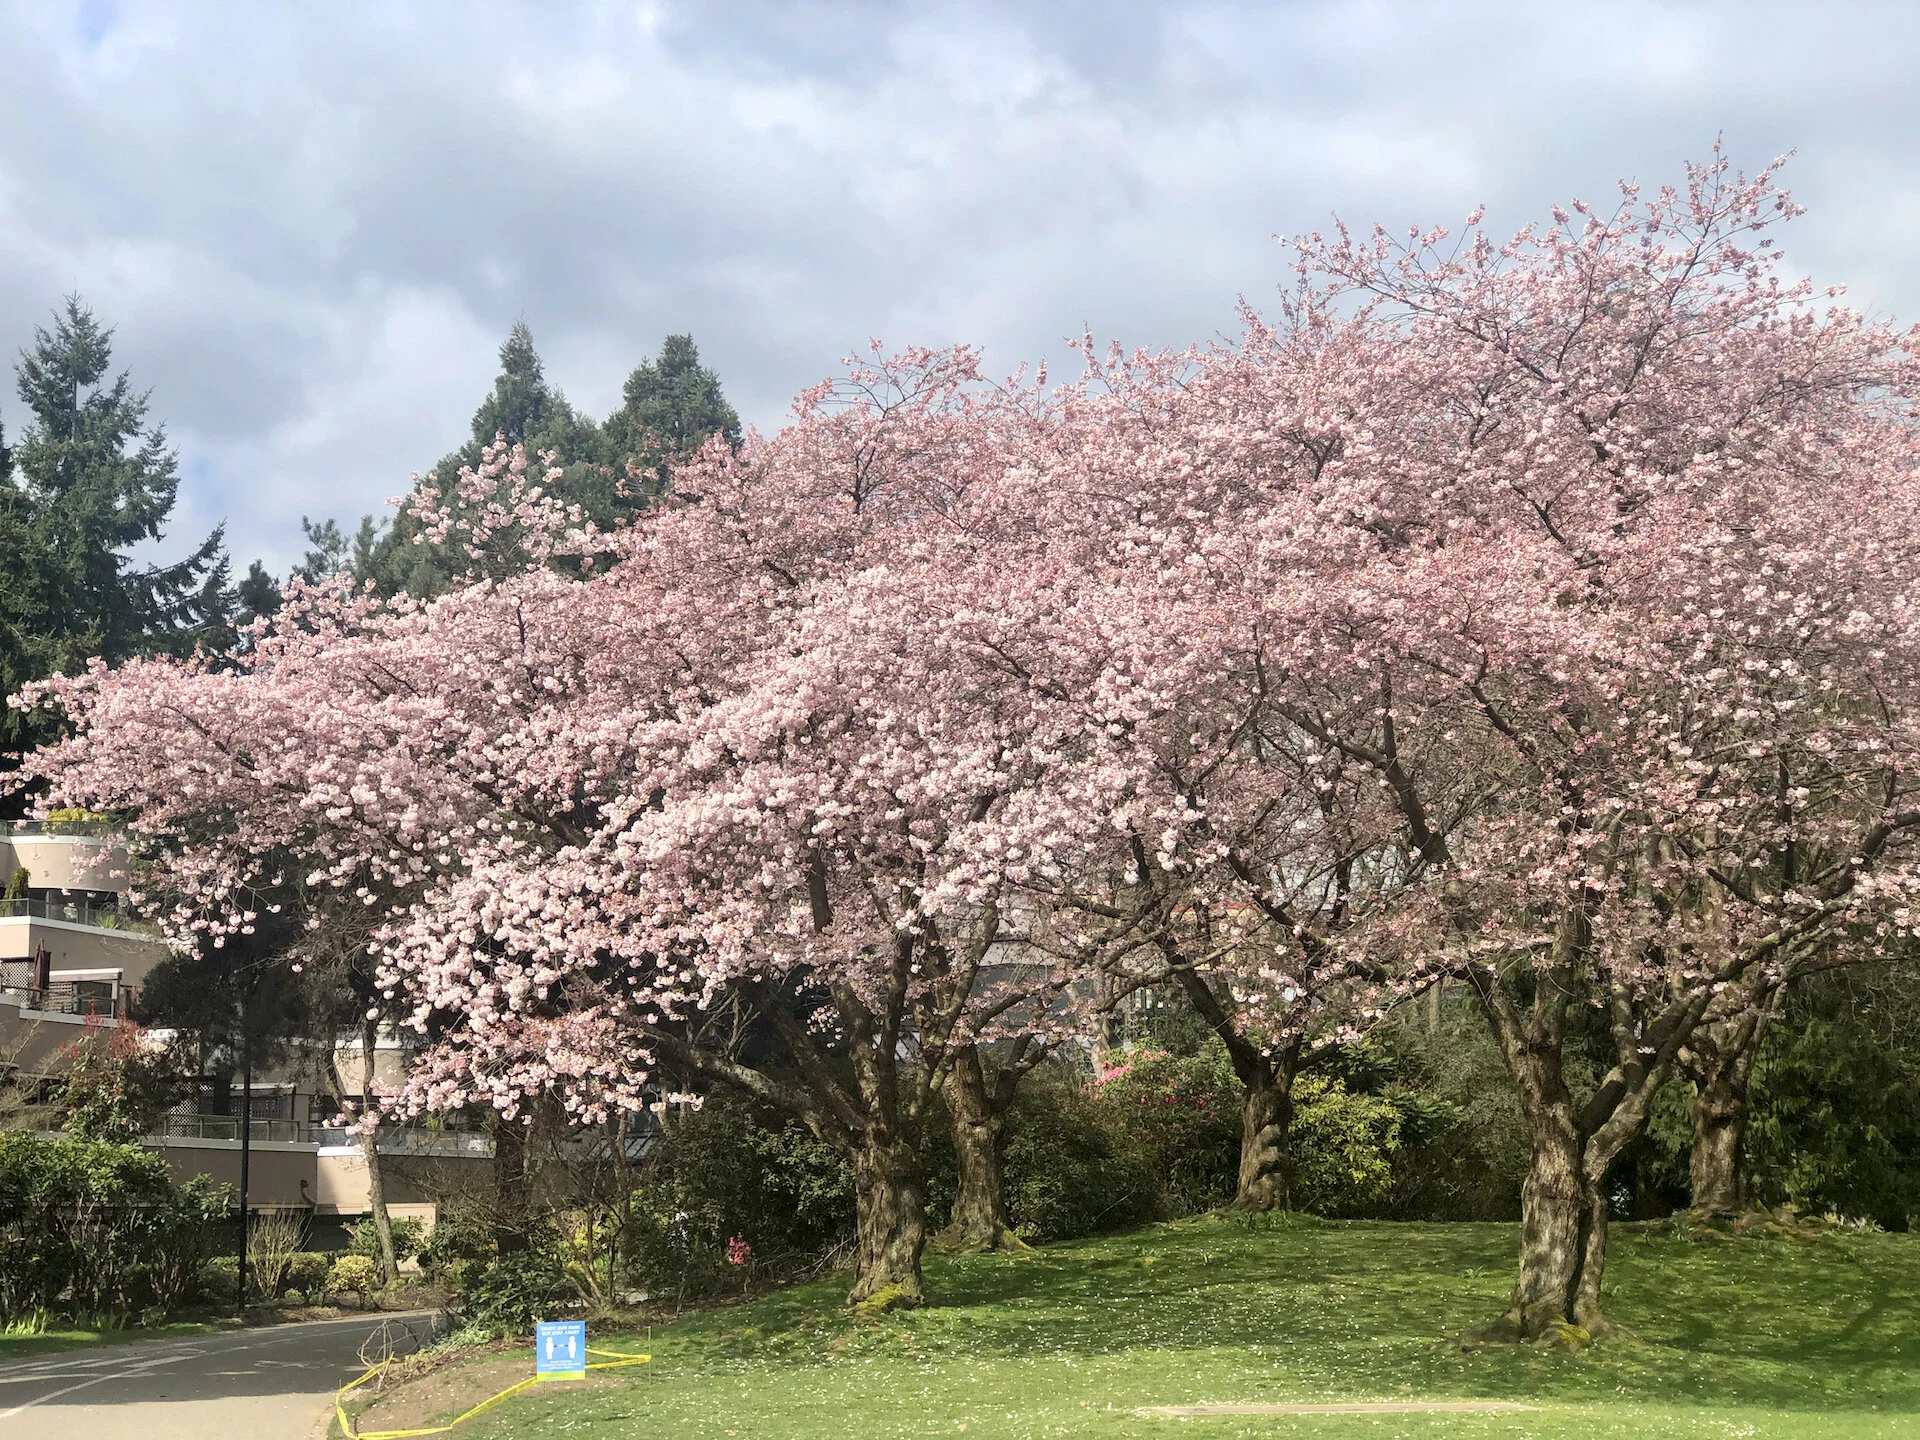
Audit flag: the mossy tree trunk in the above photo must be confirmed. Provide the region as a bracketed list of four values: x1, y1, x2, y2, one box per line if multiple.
[850, 1136, 928, 1308]
[1467, 907, 1712, 1342]
[935, 1041, 1032, 1253]
[1689, 1058, 1751, 1217]
[1233, 1060, 1296, 1212]
[1681, 984, 1772, 1217]
[1169, 965, 1303, 1212]
[1499, 1097, 1609, 1338]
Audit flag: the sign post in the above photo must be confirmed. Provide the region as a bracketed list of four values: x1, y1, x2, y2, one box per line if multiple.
[535, 1320, 588, 1382]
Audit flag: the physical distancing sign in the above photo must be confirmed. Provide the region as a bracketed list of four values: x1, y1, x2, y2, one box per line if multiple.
[536, 1320, 588, 1381]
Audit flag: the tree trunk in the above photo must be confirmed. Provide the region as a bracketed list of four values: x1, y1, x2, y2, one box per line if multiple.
[356, 1020, 399, 1283]
[934, 1045, 1027, 1253]
[493, 1113, 533, 1255]
[1232, 1067, 1293, 1212]
[849, 1137, 926, 1310]
[1689, 1057, 1749, 1217]
[1498, 1105, 1606, 1340]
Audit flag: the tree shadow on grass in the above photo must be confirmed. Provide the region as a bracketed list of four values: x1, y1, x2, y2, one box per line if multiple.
[615, 1217, 1920, 1421]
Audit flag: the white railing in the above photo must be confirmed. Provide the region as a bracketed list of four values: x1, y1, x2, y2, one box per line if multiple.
[0, 896, 150, 932]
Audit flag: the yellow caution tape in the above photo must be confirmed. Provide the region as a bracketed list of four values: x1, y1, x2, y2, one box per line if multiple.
[335, 1346, 652, 1439]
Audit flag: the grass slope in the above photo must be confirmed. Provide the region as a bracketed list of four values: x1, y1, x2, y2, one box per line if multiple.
[0, 1319, 220, 1362]
[394, 1215, 1920, 1439]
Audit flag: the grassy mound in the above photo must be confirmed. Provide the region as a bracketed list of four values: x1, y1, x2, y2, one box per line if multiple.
[368, 1214, 1920, 1439]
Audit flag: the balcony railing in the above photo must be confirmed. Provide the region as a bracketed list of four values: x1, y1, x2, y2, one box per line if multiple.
[153, 1113, 313, 1143]
[147, 1113, 497, 1156]
[0, 978, 125, 1018]
[0, 896, 152, 933]
[139, 1115, 652, 1161]
[1, 818, 117, 837]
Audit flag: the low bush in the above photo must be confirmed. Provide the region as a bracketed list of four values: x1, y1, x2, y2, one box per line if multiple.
[195, 1254, 239, 1304]
[325, 1253, 382, 1301]
[1089, 1046, 1240, 1216]
[622, 1096, 855, 1300]
[285, 1251, 332, 1297]
[419, 1207, 495, 1280]
[999, 1065, 1159, 1240]
[0, 1132, 229, 1325]
[246, 1209, 308, 1299]
[459, 1245, 572, 1336]
[348, 1215, 427, 1266]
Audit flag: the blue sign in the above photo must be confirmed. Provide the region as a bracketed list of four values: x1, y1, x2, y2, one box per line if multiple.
[536, 1319, 587, 1381]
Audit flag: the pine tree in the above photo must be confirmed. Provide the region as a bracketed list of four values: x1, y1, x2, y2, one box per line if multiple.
[601, 333, 741, 506]
[235, 561, 281, 625]
[358, 320, 602, 596]
[1, 297, 226, 767]
[470, 320, 557, 450]
[343, 324, 740, 597]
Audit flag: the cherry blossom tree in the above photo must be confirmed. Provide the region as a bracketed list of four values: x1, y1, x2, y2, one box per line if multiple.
[19, 150, 1920, 1347]
[1184, 150, 1920, 1338]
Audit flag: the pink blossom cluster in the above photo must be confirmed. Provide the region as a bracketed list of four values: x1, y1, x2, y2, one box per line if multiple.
[14, 153, 1920, 1139]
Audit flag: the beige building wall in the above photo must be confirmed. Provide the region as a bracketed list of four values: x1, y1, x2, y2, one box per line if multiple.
[1, 835, 131, 893]
[312, 1147, 465, 1216]
[0, 995, 100, 1074]
[0, 917, 175, 988]
[148, 1136, 320, 1208]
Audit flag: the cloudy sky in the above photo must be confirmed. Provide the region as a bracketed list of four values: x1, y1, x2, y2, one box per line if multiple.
[3, 0, 1917, 573]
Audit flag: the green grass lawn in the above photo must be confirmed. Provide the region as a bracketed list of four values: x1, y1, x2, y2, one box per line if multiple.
[363, 1213, 1920, 1439]
[0, 1318, 222, 1362]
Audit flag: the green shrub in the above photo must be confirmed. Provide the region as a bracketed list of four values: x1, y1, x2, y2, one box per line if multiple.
[1287, 1076, 1405, 1216]
[1090, 1044, 1241, 1216]
[285, 1251, 332, 1296]
[149, 1175, 231, 1308]
[460, 1246, 573, 1337]
[419, 1208, 495, 1279]
[195, 1255, 239, 1304]
[325, 1253, 382, 1300]
[1000, 1066, 1159, 1240]
[623, 1096, 855, 1299]
[0, 1131, 185, 1324]
[348, 1215, 427, 1265]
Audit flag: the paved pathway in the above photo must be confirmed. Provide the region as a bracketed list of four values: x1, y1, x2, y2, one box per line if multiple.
[0, 1311, 437, 1440]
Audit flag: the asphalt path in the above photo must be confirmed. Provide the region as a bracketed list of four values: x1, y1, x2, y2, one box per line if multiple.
[0, 1311, 438, 1440]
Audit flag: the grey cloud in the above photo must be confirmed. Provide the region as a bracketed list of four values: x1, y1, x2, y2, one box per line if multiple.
[2, 0, 1916, 572]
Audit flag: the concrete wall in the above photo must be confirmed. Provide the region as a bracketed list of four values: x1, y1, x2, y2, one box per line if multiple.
[0, 835, 130, 893]
[0, 916, 174, 988]
[147, 1135, 320, 1207]
[311, 1147, 470, 1216]
[0, 995, 98, 1073]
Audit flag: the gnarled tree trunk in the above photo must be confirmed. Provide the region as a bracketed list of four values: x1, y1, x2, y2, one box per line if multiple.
[1499, 1103, 1604, 1339]
[850, 1137, 927, 1309]
[935, 1044, 1027, 1253]
[493, 1112, 533, 1256]
[1233, 1065, 1295, 1212]
[1688, 1050, 1752, 1217]
[1171, 965, 1301, 1212]
[1681, 993, 1768, 1217]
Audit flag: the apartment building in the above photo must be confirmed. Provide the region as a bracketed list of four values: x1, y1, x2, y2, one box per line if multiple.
[1, 821, 485, 1237]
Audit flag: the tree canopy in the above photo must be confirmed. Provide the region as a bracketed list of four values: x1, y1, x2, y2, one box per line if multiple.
[0, 297, 234, 781]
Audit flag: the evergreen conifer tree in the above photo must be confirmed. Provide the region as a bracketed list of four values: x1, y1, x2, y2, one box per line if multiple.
[601, 333, 742, 505]
[0, 297, 226, 768]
